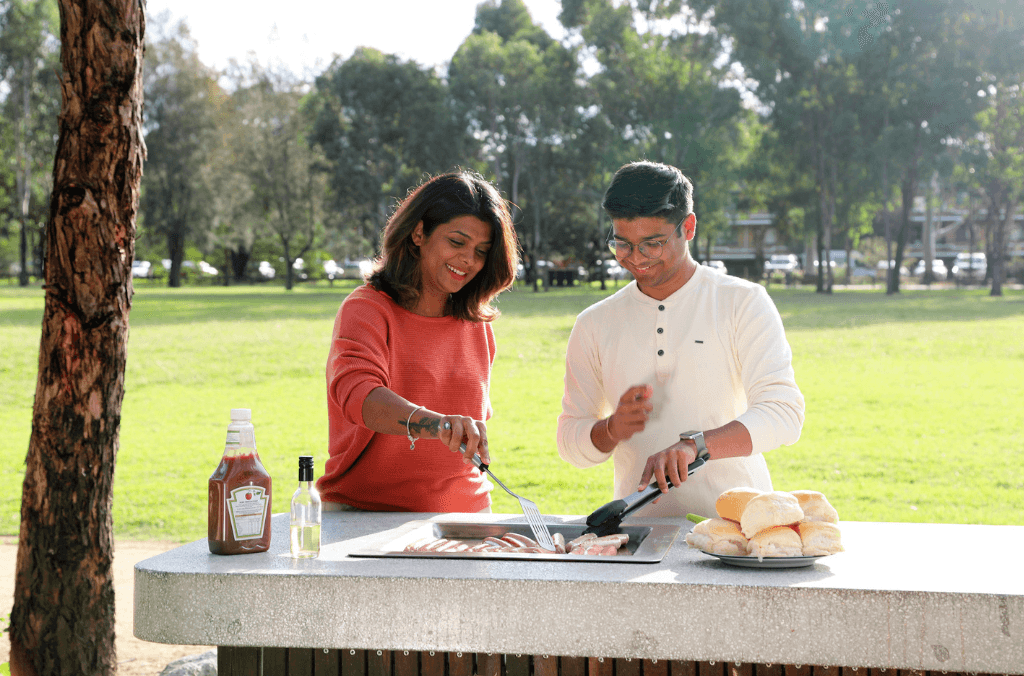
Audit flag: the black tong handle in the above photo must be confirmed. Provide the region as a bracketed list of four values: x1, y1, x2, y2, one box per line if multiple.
[584, 455, 708, 536]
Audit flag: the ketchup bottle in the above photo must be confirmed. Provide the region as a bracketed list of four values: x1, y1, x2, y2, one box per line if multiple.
[208, 408, 272, 554]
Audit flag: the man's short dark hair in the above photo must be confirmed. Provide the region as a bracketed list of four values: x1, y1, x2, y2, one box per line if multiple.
[602, 161, 694, 222]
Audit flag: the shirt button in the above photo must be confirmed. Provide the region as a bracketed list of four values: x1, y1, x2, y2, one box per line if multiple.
[658, 349, 664, 356]
[658, 305, 665, 311]
[657, 328, 664, 334]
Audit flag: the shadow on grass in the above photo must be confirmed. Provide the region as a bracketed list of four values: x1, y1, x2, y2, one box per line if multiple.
[2, 283, 1022, 329]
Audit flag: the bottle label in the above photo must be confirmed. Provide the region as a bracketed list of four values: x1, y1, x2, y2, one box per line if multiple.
[225, 431, 241, 446]
[226, 485, 269, 540]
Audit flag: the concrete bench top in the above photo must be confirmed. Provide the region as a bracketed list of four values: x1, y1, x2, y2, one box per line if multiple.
[134, 512, 1023, 674]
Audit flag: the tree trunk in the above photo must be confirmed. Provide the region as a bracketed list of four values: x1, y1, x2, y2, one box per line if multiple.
[18, 56, 34, 287]
[9, 1, 145, 675]
[989, 198, 1016, 298]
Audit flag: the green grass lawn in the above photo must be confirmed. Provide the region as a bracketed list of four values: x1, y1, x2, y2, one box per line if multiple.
[1, 281, 1022, 540]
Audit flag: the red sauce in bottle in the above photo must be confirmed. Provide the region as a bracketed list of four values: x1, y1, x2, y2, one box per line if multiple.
[208, 409, 272, 555]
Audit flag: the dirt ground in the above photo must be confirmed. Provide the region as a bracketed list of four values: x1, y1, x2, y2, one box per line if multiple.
[1, 536, 213, 676]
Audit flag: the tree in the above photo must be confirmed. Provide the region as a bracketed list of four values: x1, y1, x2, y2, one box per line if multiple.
[0, 0, 61, 286]
[309, 48, 466, 255]
[9, 0, 144, 674]
[567, 0, 757, 268]
[857, 0, 987, 293]
[232, 65, 328, 290]
[140, 18, 222, 287]
[452, 0, 598, 289]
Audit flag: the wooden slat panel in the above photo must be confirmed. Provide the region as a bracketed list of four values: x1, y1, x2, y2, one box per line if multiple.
[477, 652, 503, 676]
[561, 656, 586, 676]
[671, 661, 698, 676]
[534, 654, 559, 676]
[643, 659, 669, 676]
[420, 650, 445, 676]
[262, 647, 289, 675]
[618, 658, 642, 676]
[755, 664, 783, 676]
[813, 667, 840, 676]
[316, 648, 341, 676]
[449, 651, 474, 676]
[783, 665, 812, 676]
[291, 648, 315, 676]
[393, 650, 418, 676]
[368, 649, 392, 676]
[700, 662, 726, 676]
[342, 649, 367, 676]
[218, 646, 260, 676]
[590, 656, 614, 676]
[728, 663, 754, 676]
[506, 653, 530, 676]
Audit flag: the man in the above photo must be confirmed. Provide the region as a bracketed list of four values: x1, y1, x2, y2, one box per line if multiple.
[557, 161, 805, 519]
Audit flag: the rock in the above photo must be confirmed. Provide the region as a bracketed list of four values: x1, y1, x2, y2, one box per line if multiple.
[158, 649, 218, 676]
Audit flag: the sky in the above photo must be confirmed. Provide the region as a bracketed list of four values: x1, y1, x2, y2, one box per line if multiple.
[144, 0, 568, 79]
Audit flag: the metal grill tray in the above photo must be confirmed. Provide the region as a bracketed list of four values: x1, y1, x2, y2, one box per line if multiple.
[349, 521, 680, 563]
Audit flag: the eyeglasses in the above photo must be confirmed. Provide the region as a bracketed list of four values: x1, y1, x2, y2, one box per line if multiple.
[607, 216, 685, 259]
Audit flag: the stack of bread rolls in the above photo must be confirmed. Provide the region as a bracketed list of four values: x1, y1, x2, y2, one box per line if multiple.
[685, 488, 843, 561]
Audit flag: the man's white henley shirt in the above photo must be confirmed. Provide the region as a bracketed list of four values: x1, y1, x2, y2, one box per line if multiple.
[557, 265, 805, 519]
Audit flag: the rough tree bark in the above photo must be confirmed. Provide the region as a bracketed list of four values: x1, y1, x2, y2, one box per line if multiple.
[9, 0, 145, 674]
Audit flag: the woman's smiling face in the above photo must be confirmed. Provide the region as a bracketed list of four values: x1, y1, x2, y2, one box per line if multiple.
[412, 214, 493, 316]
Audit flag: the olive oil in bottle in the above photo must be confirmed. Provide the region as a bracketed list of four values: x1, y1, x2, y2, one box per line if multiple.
[290, 455, 321, 558]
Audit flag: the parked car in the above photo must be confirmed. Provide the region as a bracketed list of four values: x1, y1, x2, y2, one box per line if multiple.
[763, 254, 800, 274]
[131, 260, 152, 278]
[198, 261, 218, 276]
[912, 259, 948, 281]
[849, 262, 876, 280]
[599, 259, 629, 280]
[703, 260, 728, 274]
[876, 260, 910, 277]
[952, 252, 986, 282]
[258, 261, 276, 280]
[339, 259, 373, 280]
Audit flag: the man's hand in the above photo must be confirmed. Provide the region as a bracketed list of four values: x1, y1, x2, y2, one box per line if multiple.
[637, 440, 698, 495]
[607, 384, 654, 443]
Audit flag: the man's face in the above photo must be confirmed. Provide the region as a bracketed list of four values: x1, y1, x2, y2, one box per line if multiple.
[611, 213, 696, 299]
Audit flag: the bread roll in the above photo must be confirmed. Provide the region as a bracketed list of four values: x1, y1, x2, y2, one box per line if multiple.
[715, 487, 763, 523]
[790, 490, 840, 523]
[747, 525, 803, 560]
[797, 521, 844, 556]
[739, 491, 804, 538]
[684, 518, 748, 556]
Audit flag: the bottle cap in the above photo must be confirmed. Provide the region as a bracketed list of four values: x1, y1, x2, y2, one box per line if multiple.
[298, 455, 315, 481]
[230, 408, 252, 421]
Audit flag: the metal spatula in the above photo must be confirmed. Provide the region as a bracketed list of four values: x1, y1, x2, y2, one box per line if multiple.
[464, 447, 555, 551]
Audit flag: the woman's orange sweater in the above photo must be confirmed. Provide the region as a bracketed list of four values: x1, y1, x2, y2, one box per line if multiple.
[318, 285, 495, 512]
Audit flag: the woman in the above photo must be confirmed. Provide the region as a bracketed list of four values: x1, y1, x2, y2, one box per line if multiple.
[318, 170, 520, 512]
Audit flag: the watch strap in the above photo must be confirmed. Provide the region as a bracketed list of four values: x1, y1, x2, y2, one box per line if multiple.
[680, 430, 710, 461]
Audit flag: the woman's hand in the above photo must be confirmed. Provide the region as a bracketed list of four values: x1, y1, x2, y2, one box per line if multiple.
[439, 416, 489, 465]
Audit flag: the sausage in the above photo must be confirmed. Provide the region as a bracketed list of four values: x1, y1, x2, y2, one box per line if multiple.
[568, 533, 598, 549]
[484, 536, 514, 549]
[404, 537, 436, 552]
[552, 532, 567, 554]
[586, 533, 629, 548]
[501, 533, 540, 549]
[422, 538, 452, 552]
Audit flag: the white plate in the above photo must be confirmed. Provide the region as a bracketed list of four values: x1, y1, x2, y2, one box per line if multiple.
[702, 552, 825, 568]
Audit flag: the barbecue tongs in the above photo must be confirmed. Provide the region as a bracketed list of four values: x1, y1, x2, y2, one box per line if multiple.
[583, 452, 709, 537]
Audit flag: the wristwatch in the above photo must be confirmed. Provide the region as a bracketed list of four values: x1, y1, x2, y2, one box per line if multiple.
[679, 430, 710, 461]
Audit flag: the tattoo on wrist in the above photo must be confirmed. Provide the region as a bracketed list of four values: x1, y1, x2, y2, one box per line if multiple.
[408, 416, 441, 437]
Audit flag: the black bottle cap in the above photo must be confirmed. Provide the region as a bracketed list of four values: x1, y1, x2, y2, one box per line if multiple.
[298, 455, 314, 482]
